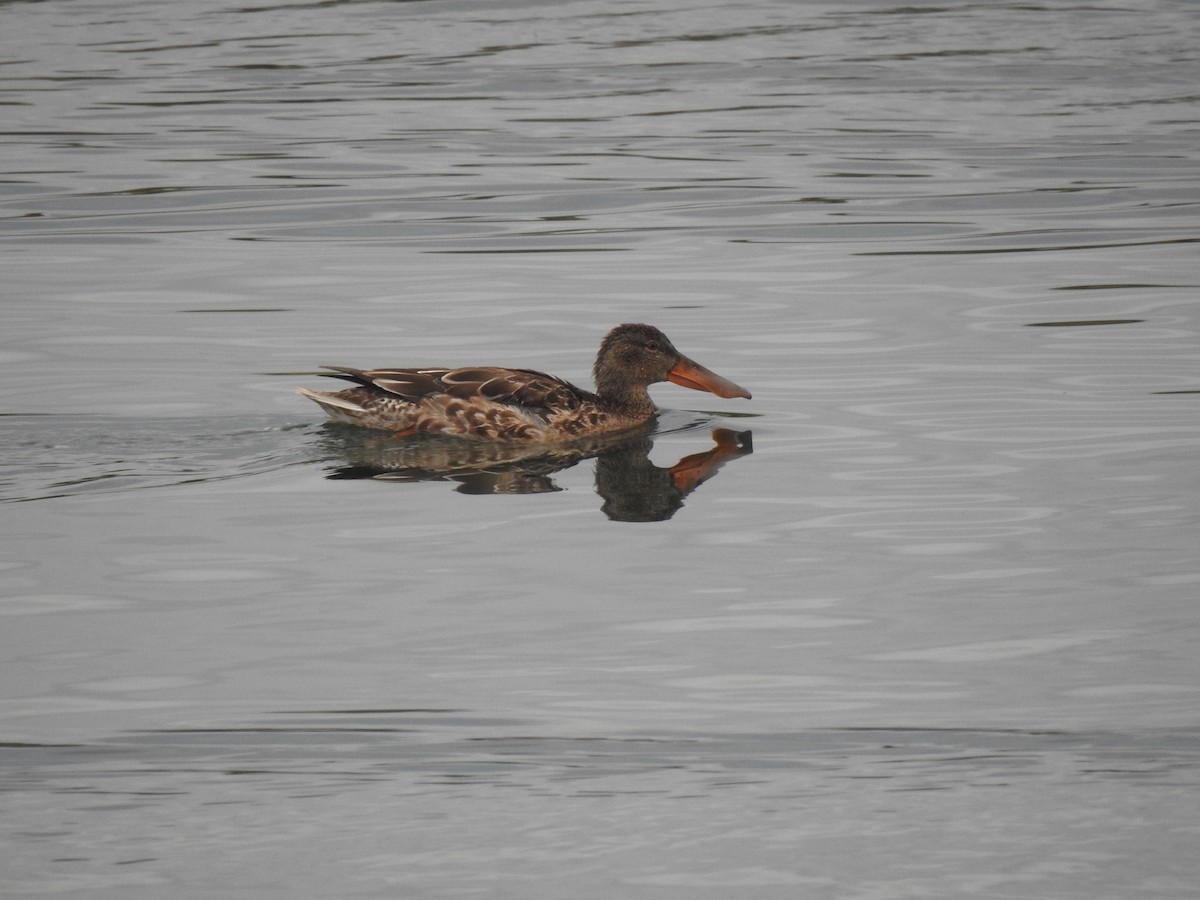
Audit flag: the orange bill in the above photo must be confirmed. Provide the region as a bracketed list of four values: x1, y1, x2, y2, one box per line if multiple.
[667, 356, 751, 399]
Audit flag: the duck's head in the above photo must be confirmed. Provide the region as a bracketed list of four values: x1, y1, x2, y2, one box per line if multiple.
[593, 323, 751, 402]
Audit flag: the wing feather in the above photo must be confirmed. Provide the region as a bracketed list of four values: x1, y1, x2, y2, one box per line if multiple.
[321, 365, 587, 412]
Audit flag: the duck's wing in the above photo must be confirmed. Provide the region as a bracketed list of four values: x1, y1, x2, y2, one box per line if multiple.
[321, 366, 587, 413]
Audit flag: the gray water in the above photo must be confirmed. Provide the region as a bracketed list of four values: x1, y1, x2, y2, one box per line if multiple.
[3, 0, 1199, 897]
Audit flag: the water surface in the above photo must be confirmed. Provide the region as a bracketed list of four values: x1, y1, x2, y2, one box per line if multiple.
[2, 0, 1199, 897]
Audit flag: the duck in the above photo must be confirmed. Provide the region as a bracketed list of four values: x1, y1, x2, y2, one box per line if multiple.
[297, 323, 751, 442]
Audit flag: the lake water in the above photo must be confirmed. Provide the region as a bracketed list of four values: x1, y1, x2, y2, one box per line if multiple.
[2, 0, 1199, 896]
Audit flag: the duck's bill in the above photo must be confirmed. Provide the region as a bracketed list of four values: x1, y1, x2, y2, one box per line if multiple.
[668, 356, 752, 400]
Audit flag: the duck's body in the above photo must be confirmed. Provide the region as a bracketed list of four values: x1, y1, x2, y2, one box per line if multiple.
[297, 323, 750, 442]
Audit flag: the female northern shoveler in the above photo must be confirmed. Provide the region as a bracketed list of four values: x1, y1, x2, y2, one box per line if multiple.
[297, 323, 751, 442]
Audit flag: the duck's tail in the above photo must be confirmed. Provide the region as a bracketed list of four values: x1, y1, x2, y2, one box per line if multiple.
[296, 387, 368, 424]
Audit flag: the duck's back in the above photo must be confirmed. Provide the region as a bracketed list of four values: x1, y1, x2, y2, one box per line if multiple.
[297, 365, 629, 441]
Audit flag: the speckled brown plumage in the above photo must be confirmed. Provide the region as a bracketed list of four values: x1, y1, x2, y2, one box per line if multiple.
[298, 323, 750, 442]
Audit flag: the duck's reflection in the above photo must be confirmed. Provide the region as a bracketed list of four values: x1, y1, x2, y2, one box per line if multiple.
[322, 426, 752, 521]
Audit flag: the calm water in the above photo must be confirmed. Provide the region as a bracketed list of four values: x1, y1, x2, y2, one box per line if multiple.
[3, 0, 1200, 896]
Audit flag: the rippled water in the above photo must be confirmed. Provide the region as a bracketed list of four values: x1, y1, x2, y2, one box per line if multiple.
[3, 0, 1199, 897]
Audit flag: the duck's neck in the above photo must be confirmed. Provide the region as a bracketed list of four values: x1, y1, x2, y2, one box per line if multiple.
[593, 373, 655, 415]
